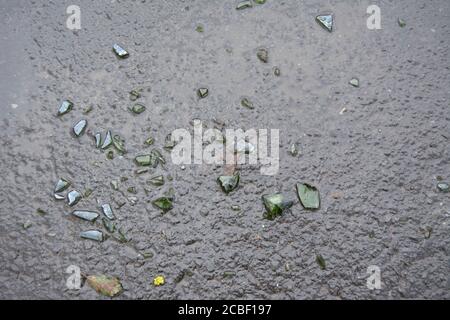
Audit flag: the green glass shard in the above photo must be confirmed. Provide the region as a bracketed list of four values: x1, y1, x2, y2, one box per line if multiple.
[257, 48, 268, 63]
[262, 194, 293, 220]
[197, 88, 209, 99]
[130, 103, 146, 114]
[58, 100, 73, 116]
[316, 14, 333, 32]
[148, 175, 165, 186]
[296, 183, 320, 210]
[73, 119, 87, 137]
[54, 178, 70, 193]
[217, 173, 240, 194]
[113, 44, 129, 58]
[316, 254, 326, 270]
[236, 1, 252, 10]
[152, 197, 173, 213]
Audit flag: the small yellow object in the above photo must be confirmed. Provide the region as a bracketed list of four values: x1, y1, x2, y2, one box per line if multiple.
[153, 275, 165, 286]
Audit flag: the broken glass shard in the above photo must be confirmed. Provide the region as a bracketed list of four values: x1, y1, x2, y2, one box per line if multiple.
[54, 193, 65, 200]
[135, 154, 151, 166]
[94, 133, 102, 148]
[113, 44, 129, 58]
[241, 97, 254, 109]
[129, 89, 141, 101]
[67, 190, 82, 207]
[145, 137, 154, 145]
[102, 218, 115, 233]
[236, 1, 252, 10]
[316, 14, 333, 32]
[148, 175, 165, 186]
[73, 120, 87, 137]
[71, 210, 99, 222]
[197, 88, 209, 99]
[54, 178, 70, 193]
[112, 135, 126, 154]
[217, 173, 240, 194]
[437, 182, 449, 193]
[80, 230, 104, 242]
[349, 78, 359, 87]
[101, 131, 113, 149]
[289, 143, 299, 156]
[152, 197, 173, 213]
[57, 100, 73, 116]
[257, 48, 268, 63]
[101, 203, 115, 220]
[262, 194, 293, 220]
[130, 103, 146, 114]
[316, 254, 326, 269]
[273, 67, 281, 76]
[296, 183, 320, 209]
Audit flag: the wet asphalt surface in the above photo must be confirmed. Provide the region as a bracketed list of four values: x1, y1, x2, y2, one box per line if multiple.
[0, 0, 449, 299]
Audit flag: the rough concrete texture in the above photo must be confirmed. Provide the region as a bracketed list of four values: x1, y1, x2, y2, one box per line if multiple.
[0, 0, 449, 299]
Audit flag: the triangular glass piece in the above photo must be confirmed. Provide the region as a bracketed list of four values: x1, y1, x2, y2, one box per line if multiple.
[316, 14, 333, 32]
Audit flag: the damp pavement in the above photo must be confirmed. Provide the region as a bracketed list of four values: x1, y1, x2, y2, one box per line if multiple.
[0, 0, 449, 299]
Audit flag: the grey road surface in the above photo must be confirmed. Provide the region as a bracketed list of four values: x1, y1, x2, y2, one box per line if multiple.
[0, 0, 449, 299]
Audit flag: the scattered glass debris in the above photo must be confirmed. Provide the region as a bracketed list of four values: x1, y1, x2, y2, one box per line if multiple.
[102, 218, 115, 233]
[129, 89, 141, 101]
[135, 154, 152, 166]
[80, 230, 104, 242]
[57, 100, 73, 116]
[437, 182, 449, 193]
[144, 137, 154, 146]
[217, 173, 240, 194]
[195, 24, 204, 33]
[152, 197, 173, 213]
[241, 97, 254, 109]
[197, 87, 209, 99]
[236, 1, 252, 10]
[54, 193, 65, 200]
[148, 175, 165, 186]
[316, 14, 333, 32]
[71, 210, 99, 222]
[296, 183, 320, 210]
[112, 135, 126, 154]
[54, 178, 70, 193]
[398, 18, 406, 27]
[273, 67, 281, 76]
[289, 143, 299, 156]
[130, 103, 146, 114]
[67, 190, 82, 207]
[36, 208, 47, 216]
[349, 78, 359, 87]
[101, 130, 113, 149]
[113, 44, 129, 58]
[256, 48, 268, 63]
[73, 119, 87, 137]
[110, 180, 119, 190]
[262, 194, 293, 220]
[101, 203, 115, 220]
[106, 150, 114, 160]
[316, 254, 326, 270]
[23, 220, 32, 230]
[94, 133, 102, 148]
